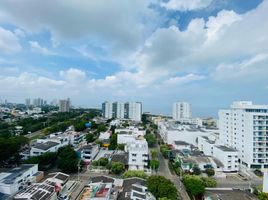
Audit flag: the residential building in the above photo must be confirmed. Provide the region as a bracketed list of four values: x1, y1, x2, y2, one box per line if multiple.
[173, 102, 191, 120]
[0, 164, 38, 195]
[118, 178, 155, 200]
[125, 138, 149, 170]
[102, 101, 142, 121]
[113, 102, 125, 119]
[102, 101, 113, 119]
[125, 102, 142, 121]
[213, 145, 239, 172]
[158, 120, 216, 146]
[80, 144, 99, 163]
[198, 135, 239, 172]
[33, 98, 44, 107]
[59, 98, 70, 112]
[30, 141, 61, 156]
[219, 101, 268, 169]
[13, 172, 69, 200]
[173, 141, 192, 151]
[25, 98, 31, 107]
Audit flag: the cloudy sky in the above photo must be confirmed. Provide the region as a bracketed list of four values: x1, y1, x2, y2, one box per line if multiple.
[0, 0, 267, 117]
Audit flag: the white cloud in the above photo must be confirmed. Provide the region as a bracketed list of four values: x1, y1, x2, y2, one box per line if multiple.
[29, 41, 54, 55]
[0, 0, 155, 58]
[0, 26, 21, 53]
[212, 53, 268, 81]
[135, 1, 268, 81]
[161, 0, 213, 11]
[59, 68, 86, 82]
[163, 73, 205, 85]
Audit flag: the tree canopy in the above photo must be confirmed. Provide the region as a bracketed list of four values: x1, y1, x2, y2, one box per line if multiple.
[182, 175, 205, 198]
[57, 146, 79, 173]
[147, 175, 179, 200]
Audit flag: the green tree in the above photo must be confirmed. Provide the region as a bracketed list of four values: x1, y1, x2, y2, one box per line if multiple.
[145, 133, 157, 147]
[201, 177, 217, 187]
[108, 133, 117, 150]
[117, 144, 125, 150]
[192, 165, 201, 175]
[86, 133, 95, 143]
[97, 124, 108, 133]
[150, 160, 160, 172]
[151, 150, 158, 160]
[160, 144, 170, 158]
[205, 168, 215, 177]
[123, 170, 148, 179]
[182, 175, 205, 198]
[147, 176, 179, 200]
[57, 146, 79, 173]
[258, 192, 268, 200]
[98, 157, 109, 166]
[110, 162, 125, 175]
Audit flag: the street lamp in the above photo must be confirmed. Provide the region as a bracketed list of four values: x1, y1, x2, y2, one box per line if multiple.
[77, 159, 81, 182]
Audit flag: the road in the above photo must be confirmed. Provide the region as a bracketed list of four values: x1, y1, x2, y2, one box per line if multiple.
[155, 144, 191, 200]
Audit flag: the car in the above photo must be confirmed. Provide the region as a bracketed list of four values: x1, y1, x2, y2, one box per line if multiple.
[57, 194, 69, 200]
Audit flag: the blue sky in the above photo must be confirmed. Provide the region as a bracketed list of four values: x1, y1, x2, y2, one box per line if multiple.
[0, 0, 267, 117]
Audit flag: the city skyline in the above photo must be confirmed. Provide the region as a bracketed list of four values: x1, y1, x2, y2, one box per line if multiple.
[0, 0, 267, 117]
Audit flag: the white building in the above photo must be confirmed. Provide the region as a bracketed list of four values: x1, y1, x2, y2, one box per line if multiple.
[102, 101, 142, 121]
[126, 102, 142, 121]
[30, 141, 61, 156]
[263, 171, 268, 193]
[125, 138, 149, 170]
[173, 102, 191, 120]
[198, 136, 239, 172]
[113, 102, 125, 119]
[0, 164, 38, 195]
[219, 101, 268, 169]
[59, 98, 70, 112]
[158, 120, 215, 146]
[213, 145, 239, 172]
[80, 144, 99, 163]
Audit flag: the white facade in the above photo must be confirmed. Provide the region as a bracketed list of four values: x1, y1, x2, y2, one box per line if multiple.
[102, 101, 142, 121]
[173, 102, 191, 120]
[125, 139, 149, 170]
[113, 102, 125, 119]
[219, 101, 268, 169]
[0, 164, 38, 195]
[30, 141, 61, 156]
[213, 146, 239, 172]
[158, 120, 215, 146]
[80, 144, 99, 163]
[197, 136, 239, 172]
[126, 102, 142, 121]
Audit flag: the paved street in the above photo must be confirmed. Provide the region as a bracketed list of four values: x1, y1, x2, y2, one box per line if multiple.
[155, 144, 191, 200]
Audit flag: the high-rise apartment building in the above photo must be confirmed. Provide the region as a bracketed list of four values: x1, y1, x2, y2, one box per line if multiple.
[25, 98, 31, 107]
[172, 102, 192, 120]
[219, 101, 268, 169]
[125, 102, 142, 121]
[33, 98, 44, 107]
[59, 98, 70, 112]
[102, 101, 142, 121]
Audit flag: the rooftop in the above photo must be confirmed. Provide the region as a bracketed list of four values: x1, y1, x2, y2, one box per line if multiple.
[0, 164, 37, 185]
[118, 178, 146, 200]
[90, 175, 115, 184]
[215, 145, 237, 152]
[33, 141, 59, 151]
[174, 141, 190, 146]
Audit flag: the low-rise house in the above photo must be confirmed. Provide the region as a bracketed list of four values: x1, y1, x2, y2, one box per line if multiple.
[0, 164, 39, 195]
[79, 144, 99, 163]
[30, 141, 60, 156]
[118, 178, 155, 200]
[197, 135, 239, 172]
[13, 172, 69, 200]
